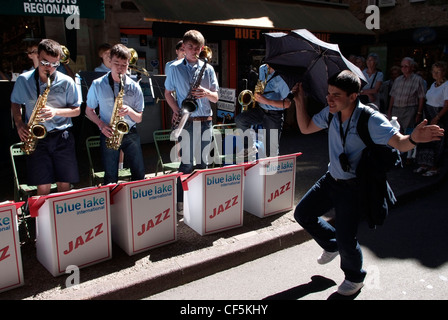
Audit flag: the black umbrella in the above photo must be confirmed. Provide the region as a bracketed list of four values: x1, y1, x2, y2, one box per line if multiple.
[264, 29, 367, 106]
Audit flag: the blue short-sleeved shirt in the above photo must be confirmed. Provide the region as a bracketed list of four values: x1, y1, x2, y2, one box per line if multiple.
[94, 63, 111, 72]
[10, 69, 81, 132]
[312, 104, 398, 180]
[258, 64, 290, 111]
[164, 58, 219, 117]
[86, 72, 144, 128]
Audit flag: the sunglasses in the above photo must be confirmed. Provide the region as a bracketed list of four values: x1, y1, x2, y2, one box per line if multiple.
[40, 60, 60, 68]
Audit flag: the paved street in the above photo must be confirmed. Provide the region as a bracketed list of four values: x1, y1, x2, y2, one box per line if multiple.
[147, 173, 448, 301]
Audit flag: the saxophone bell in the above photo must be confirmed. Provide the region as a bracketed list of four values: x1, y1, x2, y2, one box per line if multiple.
[237, 72, 267, 112]
[128, 48, 150, 76]
[30, 124, 47, 139]
[238, 90, 255, 112]
[60, 45, 70, 64]
[181, 97, 198, 113]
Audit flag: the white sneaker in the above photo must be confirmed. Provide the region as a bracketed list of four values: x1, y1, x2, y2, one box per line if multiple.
[177, 202, 183, 215]
[337, 280, 364, 296]
[247, 145, 258, 157]
[236, 146, 258, 161]
[317, 250, 339, 265]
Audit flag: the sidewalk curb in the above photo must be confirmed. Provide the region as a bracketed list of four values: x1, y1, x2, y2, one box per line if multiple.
[49, 223, 311, 300]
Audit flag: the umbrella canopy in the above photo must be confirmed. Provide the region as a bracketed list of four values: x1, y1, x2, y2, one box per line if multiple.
[264, 29, 367, 106]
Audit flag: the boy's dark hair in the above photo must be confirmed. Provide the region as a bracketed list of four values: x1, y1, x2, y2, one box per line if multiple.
[98, 43, 112, 57]
[38, 39, 63, 58]
[183, 30, 205, 47]
[110, 44, 131, 61]
[328, 70, 361, 95]
[175, 40, 183, 50]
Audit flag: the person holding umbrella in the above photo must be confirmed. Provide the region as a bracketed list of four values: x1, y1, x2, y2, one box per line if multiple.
[291, 70, 444, 296]
[235, 63, 292, 159]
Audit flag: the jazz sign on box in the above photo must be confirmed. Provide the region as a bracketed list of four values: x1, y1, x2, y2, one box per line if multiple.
[31, 187, 112, 277]
[0, 202, 24, 293]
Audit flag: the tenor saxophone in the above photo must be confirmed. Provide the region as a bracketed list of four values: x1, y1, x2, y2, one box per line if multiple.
[21, 73, 51, 155]
[106, 74, 130, 150]
[172, 46, 212, 140]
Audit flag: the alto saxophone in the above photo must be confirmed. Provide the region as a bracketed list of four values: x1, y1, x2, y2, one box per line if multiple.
[237, 70, 267, 112]
[106, 74, 130, 150]
[172, 46, 212, 140]
[21, 73, 51, 155]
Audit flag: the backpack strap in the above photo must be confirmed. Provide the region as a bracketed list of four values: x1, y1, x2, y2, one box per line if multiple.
[326, 111, 334, 127]
[356, 106, 375, 148]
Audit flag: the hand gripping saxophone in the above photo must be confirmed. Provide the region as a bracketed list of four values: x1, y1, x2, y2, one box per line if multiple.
[172, 46, 212, 140]
[21, 73, 51, 155]
[106, 74, 129, 150]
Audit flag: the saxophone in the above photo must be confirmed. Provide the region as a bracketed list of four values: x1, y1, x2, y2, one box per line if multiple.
[172, 46, 212, 140]
[106, 74, 130, 150]
[21, 73, 51, 155]
[238, 78, 267, 112]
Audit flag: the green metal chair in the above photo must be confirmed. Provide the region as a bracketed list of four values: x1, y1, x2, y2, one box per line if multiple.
[153, 129, 180, 176]
[10, 142, 58, 203]
[85, 136, 132, 186]
[211, 123, 236, 167]
[10, 142, 59, 241]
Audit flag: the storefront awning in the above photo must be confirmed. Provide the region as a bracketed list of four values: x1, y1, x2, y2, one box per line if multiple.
[133, 0, 373, 35]
[1, 0, 105, 19]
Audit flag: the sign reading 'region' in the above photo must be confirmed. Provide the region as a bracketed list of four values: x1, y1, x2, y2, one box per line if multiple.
[1, 0, 105, 19]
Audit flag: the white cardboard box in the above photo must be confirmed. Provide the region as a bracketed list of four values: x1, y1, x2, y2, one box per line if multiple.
[28, 186, 112, 277]
[182, 164, 246, 236]
[244, 153, 301, 218]
[0, 201, 24, 293]
[110, 173, 180, 256]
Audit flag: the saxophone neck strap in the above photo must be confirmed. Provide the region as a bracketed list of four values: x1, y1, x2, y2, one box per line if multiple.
[33, 69, 54, 99]
[260, 71, 279, 95]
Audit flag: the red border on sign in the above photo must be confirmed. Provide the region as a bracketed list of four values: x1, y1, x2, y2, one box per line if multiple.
[52, 190, 111, 274]
[203, 167, 244, 234]
[0, 206, 22, 291]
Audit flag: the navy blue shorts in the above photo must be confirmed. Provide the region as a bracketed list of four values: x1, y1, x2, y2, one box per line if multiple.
[27, 128, 79, 185]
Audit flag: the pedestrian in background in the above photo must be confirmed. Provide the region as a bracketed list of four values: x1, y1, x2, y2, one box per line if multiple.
[379, 65, 401, 114]
[414, 61, 448, 176]
[94, 43, 112, 72]
[388, 57, 426, 133]
[359, 53, 383, 109]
